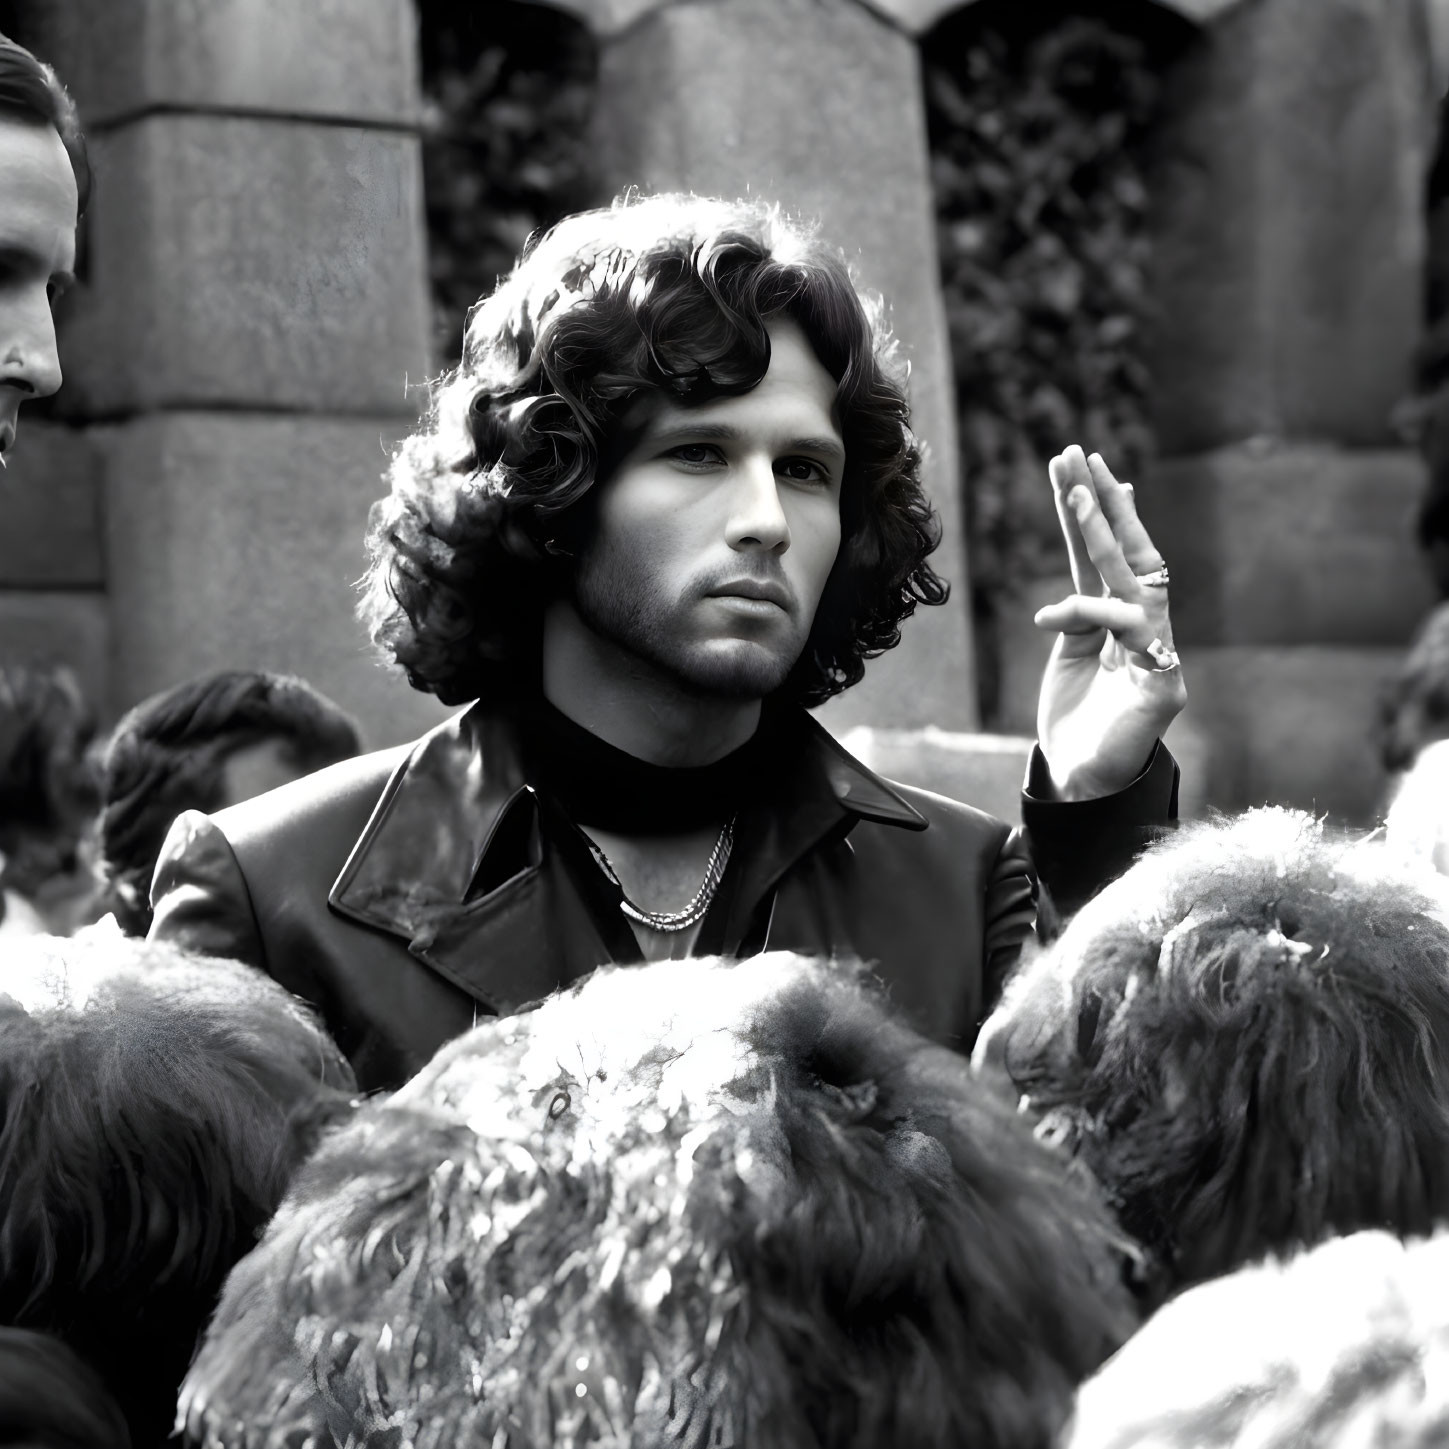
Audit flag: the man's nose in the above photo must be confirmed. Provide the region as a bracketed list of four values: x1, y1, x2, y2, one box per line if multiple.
[3, 295, 63, 401]
[725, 455, 790, 553]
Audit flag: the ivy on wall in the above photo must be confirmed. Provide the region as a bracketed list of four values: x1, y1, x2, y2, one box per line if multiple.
[417, 1, 598, 364]
[926, 14, 1162, 714]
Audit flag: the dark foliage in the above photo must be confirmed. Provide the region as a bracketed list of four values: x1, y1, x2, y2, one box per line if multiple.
[417, 1, 599, 363]
[926, 9, 1168, 719]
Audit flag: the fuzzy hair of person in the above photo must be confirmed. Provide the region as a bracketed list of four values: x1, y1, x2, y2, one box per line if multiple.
[98, 669, 362, 935]
[0, 1327, 130, 1448]
[1063, 1228, 1449, 1449]
[0, 663, 98, 903]
[180, 952, 1138, 1449]
[975, 807, 1449, 1300]
[0, 934, 356, 1446]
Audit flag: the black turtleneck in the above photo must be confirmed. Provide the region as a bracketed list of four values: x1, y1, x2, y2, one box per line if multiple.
[520, 697, 770, 833]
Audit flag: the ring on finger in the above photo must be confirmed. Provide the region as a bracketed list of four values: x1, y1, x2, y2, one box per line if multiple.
[1144, 638, 1180, 672]
[1135, 563, 1170, 589]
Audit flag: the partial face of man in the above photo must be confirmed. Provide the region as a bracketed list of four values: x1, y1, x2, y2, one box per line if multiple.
[570, 317, 845, 699]
[0, 115, 77, 460]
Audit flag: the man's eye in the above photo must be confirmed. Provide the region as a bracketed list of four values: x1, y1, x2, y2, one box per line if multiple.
[670, 444, 722, 466]
[778, 457, 830, 485]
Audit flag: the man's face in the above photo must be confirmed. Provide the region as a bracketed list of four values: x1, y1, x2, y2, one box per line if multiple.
[0, 116, 77, 460]
[570, 318, 845, 699]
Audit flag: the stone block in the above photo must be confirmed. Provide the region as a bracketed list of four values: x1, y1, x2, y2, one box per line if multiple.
[59, 117, 430, 418]
[101, 412, 452, 751]
[1142, 443, 1436, 647]
[28, 0, 419, 128]
[1174, 644, 1403, 825]
[592, 0, 976, 730]
[1147, 0, 1433, 450]
[0, 422, 103, 588]
[833, 725, 1032, 826]
[0, 590, 111, 717]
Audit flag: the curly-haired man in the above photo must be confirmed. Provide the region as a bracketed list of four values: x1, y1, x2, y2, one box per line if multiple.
[150, 194, 1185, 1091]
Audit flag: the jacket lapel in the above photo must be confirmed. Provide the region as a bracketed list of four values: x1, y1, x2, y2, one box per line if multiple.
[328, 704, 615, 1015]
[328, 702, 927, 1011]
[712, 709, 927, 955]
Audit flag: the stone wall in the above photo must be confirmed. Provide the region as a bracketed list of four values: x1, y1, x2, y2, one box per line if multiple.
[1141, 0, 1438, 822]
[5, 0, 449, 749]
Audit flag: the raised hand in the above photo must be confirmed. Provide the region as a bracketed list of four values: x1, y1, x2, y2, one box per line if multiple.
[1032, 445, 1187, 800]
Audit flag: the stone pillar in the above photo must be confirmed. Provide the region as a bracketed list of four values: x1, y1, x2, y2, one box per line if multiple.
[0, 423, 109, 709]
[562, 0, 978, 732]
[1140, 0, 1437, 822]
[37, 0, 449, 747]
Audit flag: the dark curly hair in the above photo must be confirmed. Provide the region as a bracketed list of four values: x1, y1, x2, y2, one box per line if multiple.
[99, 670, 362, 937]
[362, 193, 948, 707]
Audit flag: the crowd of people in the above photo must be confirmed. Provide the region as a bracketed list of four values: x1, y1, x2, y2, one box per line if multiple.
[7, 25, 1449, 1449]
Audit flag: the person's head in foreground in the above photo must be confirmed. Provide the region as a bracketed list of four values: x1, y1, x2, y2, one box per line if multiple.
[362, 192, 947, 715]
[0, 1328, 130, 1449]
[0, 662, 98, 933]
[181, 953, 1137, 1449]
[0, 32, 87, 463]
[975, 807, 1449, 1300]
[98, 670, 363, 935]
[0, 934, 355, 1445]
[1063, 1228, 1449, 1449]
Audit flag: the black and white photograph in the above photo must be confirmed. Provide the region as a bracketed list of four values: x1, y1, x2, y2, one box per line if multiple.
[1, 0, 1446, 1443]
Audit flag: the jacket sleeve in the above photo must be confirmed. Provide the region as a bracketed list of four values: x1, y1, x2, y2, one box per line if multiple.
[147, 810, 269, 971]
[982, 826, 1037, 1015]
[1018, 738, 1180, 920]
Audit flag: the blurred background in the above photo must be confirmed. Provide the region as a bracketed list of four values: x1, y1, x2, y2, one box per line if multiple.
[1, 0, 1444, 828]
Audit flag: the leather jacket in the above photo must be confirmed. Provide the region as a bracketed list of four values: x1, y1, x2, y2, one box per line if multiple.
[148, 701, 1178, 1092]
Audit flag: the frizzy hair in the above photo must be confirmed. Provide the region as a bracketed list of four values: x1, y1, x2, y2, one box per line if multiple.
[360, 193, 948, 706]
[978, 808, 1449, 1302]
[181, 954, 1135, 1448]
[0, 934, 355, 1445]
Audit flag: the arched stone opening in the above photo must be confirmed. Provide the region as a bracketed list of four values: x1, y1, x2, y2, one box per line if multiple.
[923, 0, 1201, 729]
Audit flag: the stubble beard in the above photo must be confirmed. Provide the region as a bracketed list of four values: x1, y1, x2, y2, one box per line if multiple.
[571, 550, 805, 701]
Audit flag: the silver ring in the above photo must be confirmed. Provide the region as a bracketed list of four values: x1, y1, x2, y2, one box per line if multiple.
[1145, 638, 1180, 672]
[1135, 564, 1169, 589]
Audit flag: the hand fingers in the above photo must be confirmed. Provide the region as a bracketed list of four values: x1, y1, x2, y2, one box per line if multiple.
[1034, 592, 1179, 664]
[1034, 593, 1147, 639]
[1086, 453, 1164, 574]
[1049, 448, 1102, 597]
[1062, 477, 1141, 598]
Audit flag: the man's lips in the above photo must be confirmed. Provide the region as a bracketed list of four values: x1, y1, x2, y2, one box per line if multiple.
[708, 578, 792, 610]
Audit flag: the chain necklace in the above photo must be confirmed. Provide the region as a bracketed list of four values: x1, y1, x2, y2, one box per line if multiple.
[587, 816, 736, 934]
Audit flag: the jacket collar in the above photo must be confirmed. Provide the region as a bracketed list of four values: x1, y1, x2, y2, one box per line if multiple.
[329, 700, 925, 1010]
